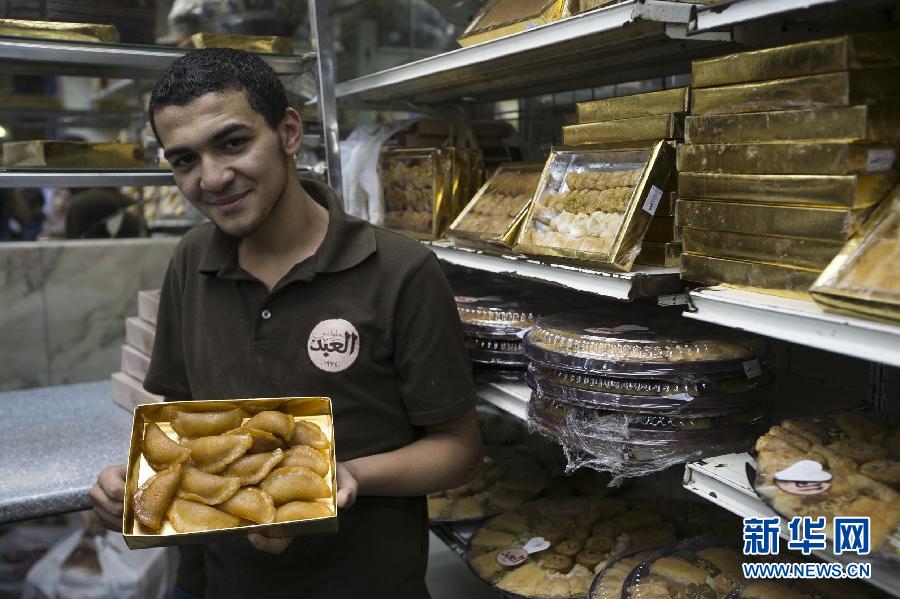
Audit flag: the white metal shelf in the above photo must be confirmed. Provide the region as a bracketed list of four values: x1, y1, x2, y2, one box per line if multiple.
[685, 286, 900, 369]
[690, 0, 899, 33]
[477, 382, 530, 422]
[429, 242, 683, 301]
[0, 169, 175, 188]
[684, 453, 900, 597]
[336, 0, 731, 107]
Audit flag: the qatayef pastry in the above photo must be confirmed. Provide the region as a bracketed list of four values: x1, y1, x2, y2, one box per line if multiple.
[182, 434, 253, 473]
[225, 426, 286, 454]
[223, 449, 285, 486]
[167, 498, 243, 533]
[260, 466, 330, 505]
[171, 408, 244, 438]
[275, 501, 334, 522]
[143, 422, 190, 471]
[219, 488, 276, 524]
[177, 465, 241, 505]
[281, 444, 329, 477]
[244, 410, 296, 442]
[289, 420, 329, 454]
[134, 464, 183, 531]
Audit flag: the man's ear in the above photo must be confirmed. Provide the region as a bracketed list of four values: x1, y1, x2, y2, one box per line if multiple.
[280, 107, 304, 155]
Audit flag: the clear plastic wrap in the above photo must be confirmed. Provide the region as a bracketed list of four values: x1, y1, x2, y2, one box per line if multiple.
[523, 307, 768, 379]
[515, 142, 676, 271]
[588, 547, 665, 599]
[466, 340, 529, 367]
[752, 409, 900, 562]
[380, 148, 445, 237]
[726, 577, 885, 598]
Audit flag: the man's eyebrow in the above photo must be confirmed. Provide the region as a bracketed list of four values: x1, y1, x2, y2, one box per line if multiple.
[163, 123, 253, 161]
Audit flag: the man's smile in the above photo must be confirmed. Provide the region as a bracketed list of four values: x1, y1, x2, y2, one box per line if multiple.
[208, 190, 250, 213]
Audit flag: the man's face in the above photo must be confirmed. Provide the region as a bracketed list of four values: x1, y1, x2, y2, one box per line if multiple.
[154, 89, 289, 238]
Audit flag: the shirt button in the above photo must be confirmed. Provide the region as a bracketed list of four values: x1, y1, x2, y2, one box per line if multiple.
[261, 309, 272, 320]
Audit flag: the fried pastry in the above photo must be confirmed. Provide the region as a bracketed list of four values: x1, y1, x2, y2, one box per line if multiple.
[275, 501, 334, 522]
[289, 420, 329, 454]
[225, 426, 286, 454]
[281, 444, 329, 477]
[134, 464, 183, 531]
[143, 422, 190, 471]
[171, 408, 243, 438]
[244, 410, 296, 442]
[471, 529, 516, 549]
[861, 459, 900, 487]
[182, 433, 253, 474]
[469, 548, 506, 581]
[223, 448, 284, 486]
[219, 488, 276, 524]
[177, 465, 240, 505]
[827, 440, 887, 463]
[538, 552, 573, 574]
[575, 549, 603, 570]
[650, 556, 708, 586]
[167, 498, 243, 533]
[260, 466, 330, 505]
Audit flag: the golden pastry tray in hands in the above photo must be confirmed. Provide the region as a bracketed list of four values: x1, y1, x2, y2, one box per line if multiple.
[123, 397, 337, 549]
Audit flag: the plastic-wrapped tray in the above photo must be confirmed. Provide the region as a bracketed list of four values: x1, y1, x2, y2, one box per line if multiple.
[725, 577, 885, 598]
[588, 546, 666, 599]
[457, 0, 566, 47]
[381, 148, 448, 238]
[752, 409, 900, 562]
[458, 299, 539, 339]
[527, 363, 774, 416]
[523, 307, 768, 379]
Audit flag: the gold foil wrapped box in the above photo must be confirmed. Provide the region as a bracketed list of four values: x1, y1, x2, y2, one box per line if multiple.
[458, 0, 566, 47]
[812, 190, 900, 324]
[691, 69, 900, 116]
[381, 148, 451, 240]
[676, 199, 871, 242]
[678, 172, 897, 209]
[562, 113, 684, 146]
[681, 253, 820, 299]
[635, 241, 681, 267]
[677, 142, 898, 176]
[123, 397, 338, 549]
[515, 141, 676, 271]
[576, 87, 689, 123]
[692, 33, 900, 89]
[2, 141, 144, 168]
[447, 162, 543, 250]
[0, 19, 118, 43]
[682, 228, 843, 271]
[183, 33, 294, 55]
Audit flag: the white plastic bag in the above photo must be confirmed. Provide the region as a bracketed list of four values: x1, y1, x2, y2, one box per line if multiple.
[23, 530, 176, 599]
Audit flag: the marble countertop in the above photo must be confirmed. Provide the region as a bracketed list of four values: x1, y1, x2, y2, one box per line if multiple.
[0, 381, 132, 523]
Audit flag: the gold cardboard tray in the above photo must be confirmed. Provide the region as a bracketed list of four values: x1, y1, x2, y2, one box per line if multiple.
[675, 199, 871, 242]
[678, 171, 897, 209]
[515, 141, 676, 271]
[447, 148, 486, 222]
[0, 18, 118, 43]
[811, 188, 900, 322]
[447, 161, 544, 250]
[691, 68, 900, 116]
[575, 87, 689, 123]
[684, 103, 900, 144]
[381, 148, 452, 240]
[458, 0, 565, 47]
[635, 241, 681, 267]
[681, 253, 820, 299]
[567, 0, 717, 14]
[2, 141, 144, 168]
[182, 33, 293, 55]
[677, 142, 898, 175]
[562, 113, 684, 145]
[692, 33, 900, 89]
[682, 227, 843, 270]
[123, 397, 337, 549]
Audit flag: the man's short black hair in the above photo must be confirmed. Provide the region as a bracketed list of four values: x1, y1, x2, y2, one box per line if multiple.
[148, 48, 288, 142]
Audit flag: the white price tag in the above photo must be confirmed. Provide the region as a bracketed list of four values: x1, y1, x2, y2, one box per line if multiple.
[522, 537, 551, 554]
[866, 149, 896, 172]
[643, 185, 664, 216]
[743, 359, 762, 380]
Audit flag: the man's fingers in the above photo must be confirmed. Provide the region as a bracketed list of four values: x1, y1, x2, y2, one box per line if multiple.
[247, 533, 292, 554]
[336, 487, 356, 509]
[98, 465, 127, 501]
[89, 484, 123, 517]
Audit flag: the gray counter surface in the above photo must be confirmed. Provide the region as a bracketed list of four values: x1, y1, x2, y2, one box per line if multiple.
[0, 381, 132, 523]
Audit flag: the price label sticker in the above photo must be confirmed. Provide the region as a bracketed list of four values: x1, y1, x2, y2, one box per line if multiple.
[496, 547, 529, 567]
[743, 359, 762, 379]
[866, 149, 896, 172]
[643, 185, 664, 216]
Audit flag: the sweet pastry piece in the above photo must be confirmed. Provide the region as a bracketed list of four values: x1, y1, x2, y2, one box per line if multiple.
[182, 434, 253, 473]
[260, 466, 330, 505]
[860, 460, 900, 487]
[171, 408, 243, 438]
[143, 422, 190, 471]
[223, 448, 285, 486]
[590, 550, 657, 599]
[225, 427, 286, 454]
[177, 465, 240, 505]
[289, 420, 329, 454]
[649, 556, 708, 586]
[469, 549, 506, 581]
[134, 464, 182, 531]
[538, 552, 573, 574]
[275, 501, 334, 522]
[167, 498, 243, 533]
[218, 488, 276, 524]
[554, 540, 583, 557]
[244, 410, 296, 442]
[281, 444, 329, 477]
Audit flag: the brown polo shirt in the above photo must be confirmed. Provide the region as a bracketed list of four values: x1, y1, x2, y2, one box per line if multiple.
[144, 180, 476, 599]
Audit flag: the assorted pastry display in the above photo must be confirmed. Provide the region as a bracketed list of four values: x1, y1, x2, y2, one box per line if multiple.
[131, 407, 334, 536]
[622, 542, 744, 599]
[451, 166, 543, 238]
[382, 157, 435, 234]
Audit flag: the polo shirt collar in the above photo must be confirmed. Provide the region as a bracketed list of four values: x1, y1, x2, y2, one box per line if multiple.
[197, 179, 376, 279]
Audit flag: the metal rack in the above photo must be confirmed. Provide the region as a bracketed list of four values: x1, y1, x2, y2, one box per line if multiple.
[476, 382, 530, 422]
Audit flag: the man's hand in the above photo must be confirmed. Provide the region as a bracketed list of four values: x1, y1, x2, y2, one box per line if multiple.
[89, 465, 126, 532]
[247, 532, 293, 554]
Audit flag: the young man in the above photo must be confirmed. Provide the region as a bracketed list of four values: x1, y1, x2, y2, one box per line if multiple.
[90, 49, 482, 598]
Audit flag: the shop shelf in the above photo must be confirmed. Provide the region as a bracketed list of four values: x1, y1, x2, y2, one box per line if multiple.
[690, 0, 899, 33]
[0, 168, 175, 188]
[477, 382, 530, 422]
[685, 286, 900, 369]
[429, 522, 480, 559]
[0, 107, 137, 126]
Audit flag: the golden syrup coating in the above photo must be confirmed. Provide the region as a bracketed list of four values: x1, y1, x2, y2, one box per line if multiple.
[222, 448, 285, 486]
[182, 434, 253, 474]
[171, 408, 243, 438]
[177, 465, 241, 505]
[244, 410, 296, 442]
[134, 464, 182, 531]
[281, 445, 329, 477]
[143, 422, 190, 471]
[167, 498, 243, 533]
[289, 421, 329, 454]
[260, 466, 330, 505]
[225, 426, 287, 454]
[218, 488, 276, 524]
[275, 501, 334, 523]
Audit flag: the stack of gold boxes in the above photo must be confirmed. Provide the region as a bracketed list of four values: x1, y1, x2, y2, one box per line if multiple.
[677, 33, 900, 298]
[112, 290, 163, 411]
[563, 87, 689, 266]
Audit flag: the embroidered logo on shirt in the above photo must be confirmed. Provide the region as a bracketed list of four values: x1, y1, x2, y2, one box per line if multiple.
[307, 319, 360, 372]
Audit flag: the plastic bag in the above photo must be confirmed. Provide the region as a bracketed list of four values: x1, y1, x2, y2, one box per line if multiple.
[23, 530, 175, 599]
[0, 516, 80, 597]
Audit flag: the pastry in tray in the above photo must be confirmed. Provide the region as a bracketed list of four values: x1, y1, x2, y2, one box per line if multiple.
[452, 168, 542, 237]
[589, 548, 661, 599]
[753, 410, 900, 559]
[623, 543, 744, 599]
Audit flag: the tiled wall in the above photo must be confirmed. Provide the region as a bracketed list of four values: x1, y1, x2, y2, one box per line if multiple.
[0, 238, 178, 391]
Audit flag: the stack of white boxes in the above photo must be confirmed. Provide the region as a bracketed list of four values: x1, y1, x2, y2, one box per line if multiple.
[111, 290, 163, 410]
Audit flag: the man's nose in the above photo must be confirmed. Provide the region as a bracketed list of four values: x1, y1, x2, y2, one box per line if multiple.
[199, 157, 236, 193]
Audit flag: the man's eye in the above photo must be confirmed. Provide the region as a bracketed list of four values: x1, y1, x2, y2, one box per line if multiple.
[173, 155, 195, 168]
[224, 138, 247, 151]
